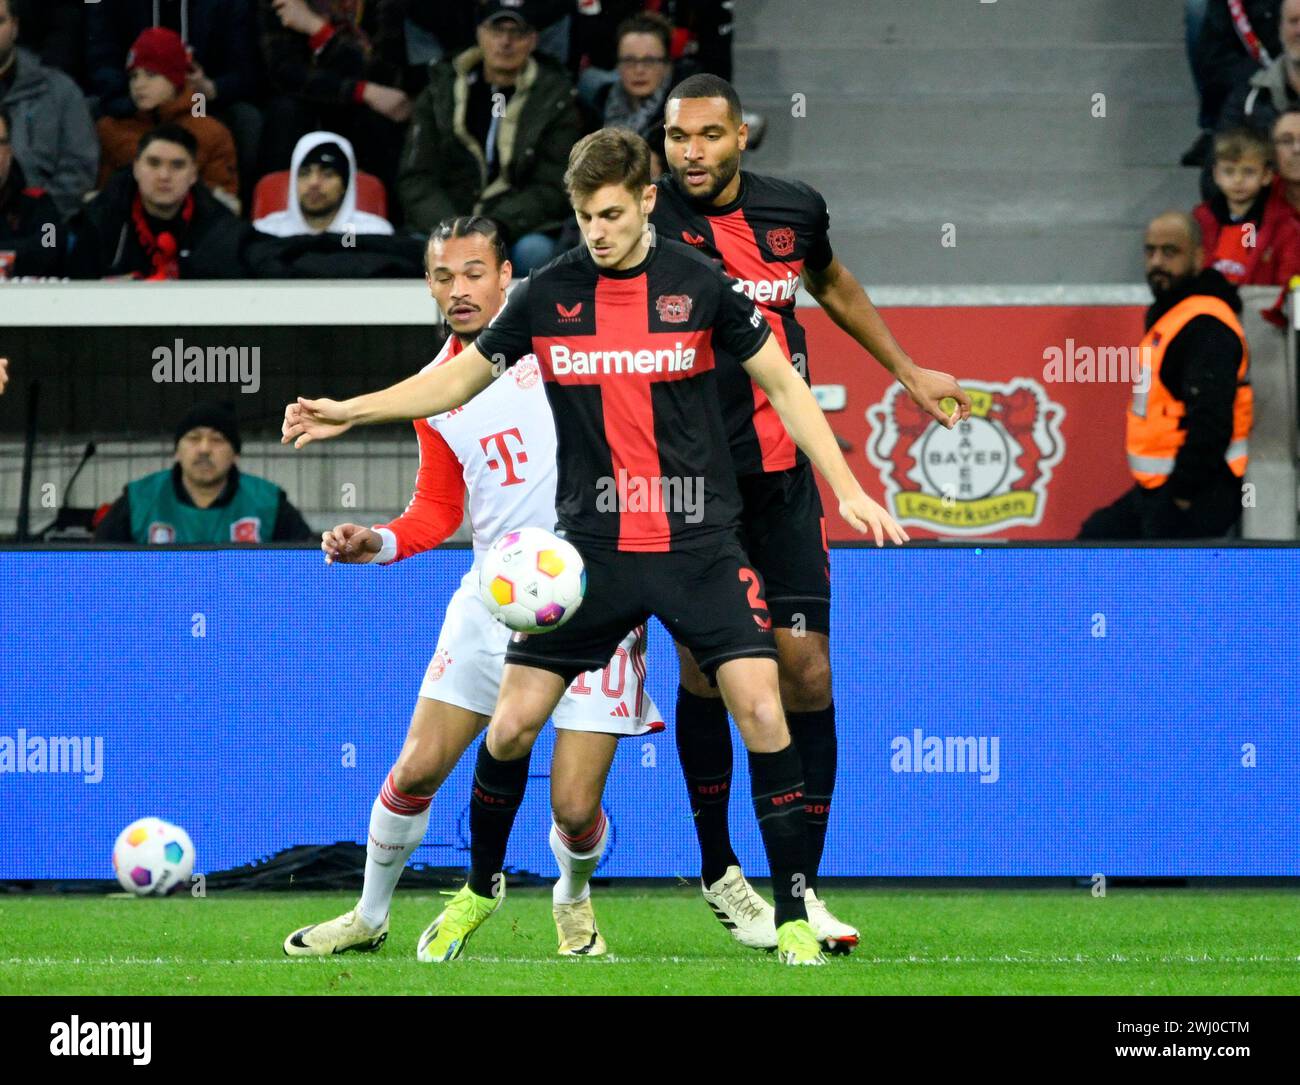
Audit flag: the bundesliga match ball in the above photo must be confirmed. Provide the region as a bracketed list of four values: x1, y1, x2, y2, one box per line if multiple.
[480, 527, 586, 634]
[111, 817, 195, 896]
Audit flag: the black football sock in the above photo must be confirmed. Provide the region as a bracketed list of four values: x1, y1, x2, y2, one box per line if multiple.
[674, 686, 740, 886]
[467, 741, 532, 899]
[785, 703, 837, 891]
[748, 743, 809, 928]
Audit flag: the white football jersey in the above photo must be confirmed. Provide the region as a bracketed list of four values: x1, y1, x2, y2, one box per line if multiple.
[400, 333, 559, 561]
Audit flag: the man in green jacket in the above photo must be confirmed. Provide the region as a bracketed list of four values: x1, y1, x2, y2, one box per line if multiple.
[95, 401, 313, 544]
[397, 1, 581, 275]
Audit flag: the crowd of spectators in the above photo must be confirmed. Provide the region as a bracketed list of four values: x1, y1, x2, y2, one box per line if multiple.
[0, 0, 741, 281]
[1183, 1, 1300, 293]
[2, 8, 1276, 545]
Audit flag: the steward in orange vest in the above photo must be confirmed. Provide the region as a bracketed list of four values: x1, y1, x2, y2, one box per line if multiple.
[1080, 217, 1253, 540]
[1127, 279, 1252, 492]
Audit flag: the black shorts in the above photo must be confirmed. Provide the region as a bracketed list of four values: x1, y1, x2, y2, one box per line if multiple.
[505, 535, 778, 684]
[737, 463, 831, 634]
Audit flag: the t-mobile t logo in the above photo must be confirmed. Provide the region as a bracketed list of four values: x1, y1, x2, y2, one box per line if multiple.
[479, 429, 528, 485]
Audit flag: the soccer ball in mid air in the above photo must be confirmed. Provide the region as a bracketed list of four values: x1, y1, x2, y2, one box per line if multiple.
[112, 817, 195, 896]
[480, 527, 586, 633]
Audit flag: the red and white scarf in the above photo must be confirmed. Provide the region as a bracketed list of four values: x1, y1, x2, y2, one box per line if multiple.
[1229, 0, 1273, 67]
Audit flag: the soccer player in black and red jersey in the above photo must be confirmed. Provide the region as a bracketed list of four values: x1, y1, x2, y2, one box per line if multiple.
[283, 127, 908, 966]
[650, 74, 972, 952]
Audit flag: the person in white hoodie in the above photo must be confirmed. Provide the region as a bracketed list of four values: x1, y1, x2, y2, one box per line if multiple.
[253, 131, 392, 238]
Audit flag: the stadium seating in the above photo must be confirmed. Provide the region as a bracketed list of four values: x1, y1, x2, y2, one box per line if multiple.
[737, 0, 1196, 285]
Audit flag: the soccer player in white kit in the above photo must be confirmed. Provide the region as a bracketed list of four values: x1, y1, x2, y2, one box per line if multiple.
[283, 217, 659, 960]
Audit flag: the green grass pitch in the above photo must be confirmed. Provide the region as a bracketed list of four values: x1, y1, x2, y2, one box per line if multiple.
[2, 886, 1297, 995]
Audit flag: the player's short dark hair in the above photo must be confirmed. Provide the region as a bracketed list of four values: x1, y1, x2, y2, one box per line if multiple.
[425, 215, 509, 273]
[616, 10, 673, 57]
[665, 73, 743, 126]
[136, 124, 199, 161]
[564, 127, 652, 202]
[1214, 127, 1272, 166]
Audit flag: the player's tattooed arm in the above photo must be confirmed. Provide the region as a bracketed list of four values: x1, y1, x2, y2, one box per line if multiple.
[281, 347, 499, 449]
[742, 338, 909, 547]
[801, 257, 971, 428]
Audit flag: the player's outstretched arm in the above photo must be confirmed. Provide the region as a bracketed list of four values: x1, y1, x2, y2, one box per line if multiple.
[742, 337, 909, 547]
[281, 345, 498, 449]
[801, 257, 972, 428]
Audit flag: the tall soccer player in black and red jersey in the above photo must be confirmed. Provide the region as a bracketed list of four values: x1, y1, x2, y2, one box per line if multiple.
[283, 127, 907, 966]
[651, 74, 972, 952]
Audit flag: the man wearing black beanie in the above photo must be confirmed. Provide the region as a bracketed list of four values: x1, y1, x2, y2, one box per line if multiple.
[94, 401, 314, 543]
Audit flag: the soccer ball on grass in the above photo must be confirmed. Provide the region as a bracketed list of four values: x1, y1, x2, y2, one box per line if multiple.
[112, 817, 195, 896]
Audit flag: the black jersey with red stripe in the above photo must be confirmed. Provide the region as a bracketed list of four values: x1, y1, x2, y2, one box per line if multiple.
[650, 170, 833, 476]
[473, 238, 772, 553]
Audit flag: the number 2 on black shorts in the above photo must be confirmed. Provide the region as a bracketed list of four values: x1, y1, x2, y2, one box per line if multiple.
[738, 566, 771, 631]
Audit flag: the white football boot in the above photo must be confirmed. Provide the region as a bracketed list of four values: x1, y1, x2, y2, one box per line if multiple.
[701, 865, 778, 950]
[803, 888, 859, 954]
[284, 907, 388, 956]
[553, 897, 608, 957]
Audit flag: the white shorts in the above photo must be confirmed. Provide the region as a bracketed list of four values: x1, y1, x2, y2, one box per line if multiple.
[418, 569, 663, 737]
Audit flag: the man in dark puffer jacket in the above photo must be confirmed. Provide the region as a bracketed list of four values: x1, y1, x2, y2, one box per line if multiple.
[397, 1, 580, 275]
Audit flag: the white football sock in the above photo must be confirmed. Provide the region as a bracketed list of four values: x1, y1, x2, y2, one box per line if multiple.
[358, 785, 431, 928]
[550, 811, 609, 905]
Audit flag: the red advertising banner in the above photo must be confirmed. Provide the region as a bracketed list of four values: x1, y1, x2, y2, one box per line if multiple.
[804, 305, 1147, 540]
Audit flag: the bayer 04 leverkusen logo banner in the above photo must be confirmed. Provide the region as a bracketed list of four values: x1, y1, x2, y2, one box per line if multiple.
[798, 303, 1142, 541]
[866, 379, 1066, 537]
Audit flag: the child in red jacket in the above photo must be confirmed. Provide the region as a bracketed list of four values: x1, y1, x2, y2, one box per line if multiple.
[1193, 127, 1300, 287]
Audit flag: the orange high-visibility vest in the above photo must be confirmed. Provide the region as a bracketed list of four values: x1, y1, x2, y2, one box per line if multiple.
[1127, 295, 1253, 489]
